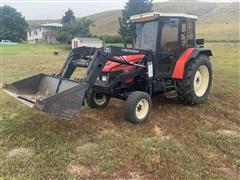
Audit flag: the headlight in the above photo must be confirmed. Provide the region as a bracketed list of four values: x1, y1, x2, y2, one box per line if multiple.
[98, 73, 109, 82]
[101, 76, 107, 82]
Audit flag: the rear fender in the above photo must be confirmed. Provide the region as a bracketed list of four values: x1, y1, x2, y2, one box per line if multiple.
[172, 48, 212, 79]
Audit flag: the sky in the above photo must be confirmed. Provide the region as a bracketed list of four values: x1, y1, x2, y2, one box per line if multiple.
[1, 0, 238, 20]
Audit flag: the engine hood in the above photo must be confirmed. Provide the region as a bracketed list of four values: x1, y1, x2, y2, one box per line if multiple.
[102, 54, 145, 72]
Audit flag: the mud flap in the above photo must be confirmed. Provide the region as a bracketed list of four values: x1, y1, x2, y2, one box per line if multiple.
[2, 74, 88, 118]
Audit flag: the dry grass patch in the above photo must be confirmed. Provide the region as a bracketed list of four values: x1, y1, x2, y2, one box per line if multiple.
[153, 125, 171, 140]
[66, 163, 91, 178]
[217, 130, 240, 138]
[7, 147, 34, 158]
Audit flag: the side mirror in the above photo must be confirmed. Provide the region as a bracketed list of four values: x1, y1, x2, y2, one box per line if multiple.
[119, 18, 132, 30]
[196, 38, 204, 48]
[126, 20, 131, 30]
[127, 21, 134, 31]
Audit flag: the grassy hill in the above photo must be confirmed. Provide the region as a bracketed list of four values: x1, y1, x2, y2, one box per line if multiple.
[27, 2, 240, 42]
[87, 10, 122, 36]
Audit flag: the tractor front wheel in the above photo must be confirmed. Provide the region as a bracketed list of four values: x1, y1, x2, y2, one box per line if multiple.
[86, 90, 110, 109]
[176, 55, 212, 105]
[124, 91, 152, 124]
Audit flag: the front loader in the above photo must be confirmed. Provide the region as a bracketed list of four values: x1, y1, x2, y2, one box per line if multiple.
[3, 12, 213, 123]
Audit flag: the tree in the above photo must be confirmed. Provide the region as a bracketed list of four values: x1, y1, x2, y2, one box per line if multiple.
[122, 0, 153, 19]
[61, 8, 75, 25]
[56, 18, 93, 43]
[71, 18, 93, 37]
[119, 0, 153, 43]
[0, 6, 28, 42]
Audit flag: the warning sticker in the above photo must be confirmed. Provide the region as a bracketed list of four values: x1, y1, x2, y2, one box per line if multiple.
[147, 62, 153, 78]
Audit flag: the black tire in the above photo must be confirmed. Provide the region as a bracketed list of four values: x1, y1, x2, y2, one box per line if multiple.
[176, 54, 212, 105]
[124, 91, 152, 124]
[86, 90, 110, 109]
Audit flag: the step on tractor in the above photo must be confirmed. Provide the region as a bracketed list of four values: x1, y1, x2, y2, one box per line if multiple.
[3, 12, 213, 123]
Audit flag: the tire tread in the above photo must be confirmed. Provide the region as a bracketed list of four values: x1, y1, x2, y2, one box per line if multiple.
[124, 91, 152, 124]
[176, 54, 212, 105]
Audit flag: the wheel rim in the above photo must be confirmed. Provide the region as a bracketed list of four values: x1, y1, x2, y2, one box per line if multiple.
[135, 99, 149, 120]
[194, 65, 210, 97]
[94, 93, 107, 106]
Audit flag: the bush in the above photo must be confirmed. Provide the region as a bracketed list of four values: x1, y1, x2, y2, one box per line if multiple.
[100, 35, 133, 44]
[100, 35, 122, 43]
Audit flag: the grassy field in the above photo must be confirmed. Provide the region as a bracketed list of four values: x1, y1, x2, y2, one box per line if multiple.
[0, 43, 240, 179]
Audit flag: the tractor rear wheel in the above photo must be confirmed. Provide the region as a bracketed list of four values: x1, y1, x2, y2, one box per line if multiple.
[176, 55, 212, 105]
[124, 91, 152, 124]
[86, 90, 110, 109]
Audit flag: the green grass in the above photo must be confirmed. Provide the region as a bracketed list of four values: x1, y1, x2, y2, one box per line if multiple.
[0, 43, 240, 179]
[197, 22, 240, 42]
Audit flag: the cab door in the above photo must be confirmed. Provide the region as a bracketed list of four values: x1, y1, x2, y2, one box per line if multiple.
[157, 18, 180, 77]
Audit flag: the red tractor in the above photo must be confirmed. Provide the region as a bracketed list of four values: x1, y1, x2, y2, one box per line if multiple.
[3, 12, 212, 123]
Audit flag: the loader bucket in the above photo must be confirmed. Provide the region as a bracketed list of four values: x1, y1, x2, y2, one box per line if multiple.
[2, 74, 88, 118]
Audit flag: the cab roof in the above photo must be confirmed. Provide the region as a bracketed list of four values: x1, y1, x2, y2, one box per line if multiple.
[130, 12, 198, 23]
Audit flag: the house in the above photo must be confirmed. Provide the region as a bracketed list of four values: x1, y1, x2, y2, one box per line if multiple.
[27, 23, 63, 44]
[72, 37, 103, 49]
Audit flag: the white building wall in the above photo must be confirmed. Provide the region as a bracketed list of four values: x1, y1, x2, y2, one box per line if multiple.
[27, 27, 43, 43]
[81, 42, 103, 48]
[72, 38, 103, 49]
[27, 26, 60, 44]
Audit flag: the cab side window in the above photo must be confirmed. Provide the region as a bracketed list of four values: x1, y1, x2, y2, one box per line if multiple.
[181, 20, 195, 48]
[187, 20, 195, 46]
[181, 21, 187, 47]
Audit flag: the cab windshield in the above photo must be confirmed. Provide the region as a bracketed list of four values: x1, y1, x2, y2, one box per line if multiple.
[134, 21, 158, 52]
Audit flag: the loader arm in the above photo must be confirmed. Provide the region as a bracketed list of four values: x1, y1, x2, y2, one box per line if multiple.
[58, 45, 152, 87]
[58, 46, 97, 78]
[3, 46, 152, 118]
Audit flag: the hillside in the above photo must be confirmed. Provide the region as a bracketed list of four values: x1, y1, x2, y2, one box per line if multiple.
[87, 10, 122, 36]
[27, 2, 240, 41]
[89, 2, 240, 42]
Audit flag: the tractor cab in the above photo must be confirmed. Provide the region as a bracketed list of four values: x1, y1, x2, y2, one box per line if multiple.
[130, 12, 198, 77]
